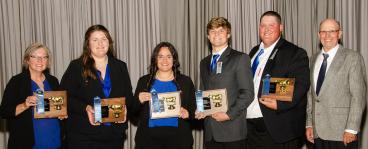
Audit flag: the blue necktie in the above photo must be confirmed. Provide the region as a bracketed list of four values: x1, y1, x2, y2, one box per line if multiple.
[251, 49, 264, 76]
[210, 54, 220, 72]
[316, 53, 329, 95]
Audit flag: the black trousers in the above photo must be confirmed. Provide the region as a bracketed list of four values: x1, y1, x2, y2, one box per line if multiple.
[67, 130, 125, 149]
[314, 138, 358, 149]
[137, 127, 192, 149]
[205, 139, 246, 149]
[246, 118, 303, 149]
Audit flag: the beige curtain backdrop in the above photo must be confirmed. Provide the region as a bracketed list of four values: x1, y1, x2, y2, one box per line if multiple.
[0, 0, 367, 149]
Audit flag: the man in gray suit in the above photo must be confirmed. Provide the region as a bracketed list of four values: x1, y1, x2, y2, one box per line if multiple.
[306, 18, 367, 149]
[196, 17, 254, 149]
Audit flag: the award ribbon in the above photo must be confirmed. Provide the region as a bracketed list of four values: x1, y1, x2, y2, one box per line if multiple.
[262, 74, 271, 95]
[151, 89, 161, 113]
[94, 96, 102, 123]
[35, 89, 45, 114]
[196, 90, 204, 112]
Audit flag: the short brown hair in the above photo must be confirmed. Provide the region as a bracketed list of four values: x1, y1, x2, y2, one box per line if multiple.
[207, 17, 231, 35]
[260, 11, 282, 24]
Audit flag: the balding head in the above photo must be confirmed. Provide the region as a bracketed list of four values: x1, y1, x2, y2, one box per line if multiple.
[319, 19, 341, 31]
[318, 18, 342, 52]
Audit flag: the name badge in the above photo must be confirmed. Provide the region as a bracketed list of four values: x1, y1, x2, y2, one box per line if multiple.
[216, 61, 222, 74]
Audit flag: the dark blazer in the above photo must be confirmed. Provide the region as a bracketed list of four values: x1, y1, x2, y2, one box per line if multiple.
[133, 74, 196, 148]
[60, 56, 135, 140]
[200, 47, 254, 142]
[0, 71, 61, 149]
[249, 38, 310, 143]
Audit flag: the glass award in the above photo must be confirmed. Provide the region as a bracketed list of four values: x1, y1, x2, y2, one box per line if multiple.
[35, 89, 45, 114]
[262, 74, 271, 95]
[196, 90, 204, 112]
[94, 96, 102, 123]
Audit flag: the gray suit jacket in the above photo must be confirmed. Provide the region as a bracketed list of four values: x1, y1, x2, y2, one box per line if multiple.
[306, 46, 367, 141]
[200, 47, 254, 142]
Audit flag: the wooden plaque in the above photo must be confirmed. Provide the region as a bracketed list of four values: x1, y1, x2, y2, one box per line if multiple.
[101, 97, 126, 123]
[198, 89, 228, 116]
[261, 77, 295, 101]
[34, 91, 67, 119]
[150, 91, 181, 119]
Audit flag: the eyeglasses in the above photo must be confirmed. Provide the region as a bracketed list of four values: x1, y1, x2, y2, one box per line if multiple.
[319, 30, 339, 35]
[30, 55, 49, 61]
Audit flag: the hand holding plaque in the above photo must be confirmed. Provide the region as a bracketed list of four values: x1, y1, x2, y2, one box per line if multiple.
[150, 90, 181, 119]
[94, 97, 126, 123]
[34, 90, 68, 119]
[261, 74, 295, 101]
[195, 89, 228, 116]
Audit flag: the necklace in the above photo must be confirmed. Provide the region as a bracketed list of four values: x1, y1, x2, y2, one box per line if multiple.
[155, 71, 174, 81]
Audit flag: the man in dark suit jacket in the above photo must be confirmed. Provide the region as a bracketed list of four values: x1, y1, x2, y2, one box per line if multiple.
[246, 11, 310, 149]
[196, 17, 254, 149]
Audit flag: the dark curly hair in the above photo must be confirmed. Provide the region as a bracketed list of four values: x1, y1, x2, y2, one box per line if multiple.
[146, 42, 181, 90]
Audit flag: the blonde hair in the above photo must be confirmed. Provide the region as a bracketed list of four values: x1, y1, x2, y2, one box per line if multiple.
[22, 42, 51, 72]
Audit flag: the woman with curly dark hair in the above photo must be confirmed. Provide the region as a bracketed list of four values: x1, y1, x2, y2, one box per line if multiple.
[133, 42, 196, 149]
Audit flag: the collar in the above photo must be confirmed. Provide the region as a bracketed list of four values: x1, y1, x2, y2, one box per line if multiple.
[260, 37, 280, 52]
[212, 45, 228, 56]
[321, 44, 339, 57]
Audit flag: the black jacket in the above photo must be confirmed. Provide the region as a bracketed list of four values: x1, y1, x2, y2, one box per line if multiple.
[60, 57, 135, 140]
[0, 71, 61, 149]
[133, 74, 196, 148]
[249, 38, 310, 143]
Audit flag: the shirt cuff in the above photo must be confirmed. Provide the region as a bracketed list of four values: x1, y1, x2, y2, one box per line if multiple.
[306, 126, 312, 128]
[345, 129, 358, 134]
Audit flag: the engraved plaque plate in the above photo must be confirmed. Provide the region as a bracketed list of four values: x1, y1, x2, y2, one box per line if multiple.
[261, 77, 295, 101]
[100, 97, 126, 123]
[196, 89, 227, 116]
[150, 91, 181, 119]
[34, 91, 67, 119]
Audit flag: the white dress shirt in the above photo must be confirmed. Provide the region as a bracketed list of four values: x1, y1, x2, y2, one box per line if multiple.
[246, 38, 280, 119]
[211, 45, 228, 64]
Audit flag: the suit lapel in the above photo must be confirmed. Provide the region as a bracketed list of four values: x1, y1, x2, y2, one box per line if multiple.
[310, 53, 319, 97]
[218, 47, 232, 66]
[203, 55, 212, 76]
[318, 47, 346, 95]
[108, 57, 120, 98]
[262, 38, 285, 78]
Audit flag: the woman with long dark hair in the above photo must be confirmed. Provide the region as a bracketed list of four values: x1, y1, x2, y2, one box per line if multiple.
[60, 24, 135, 149]
[133, 42, 196, 149]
